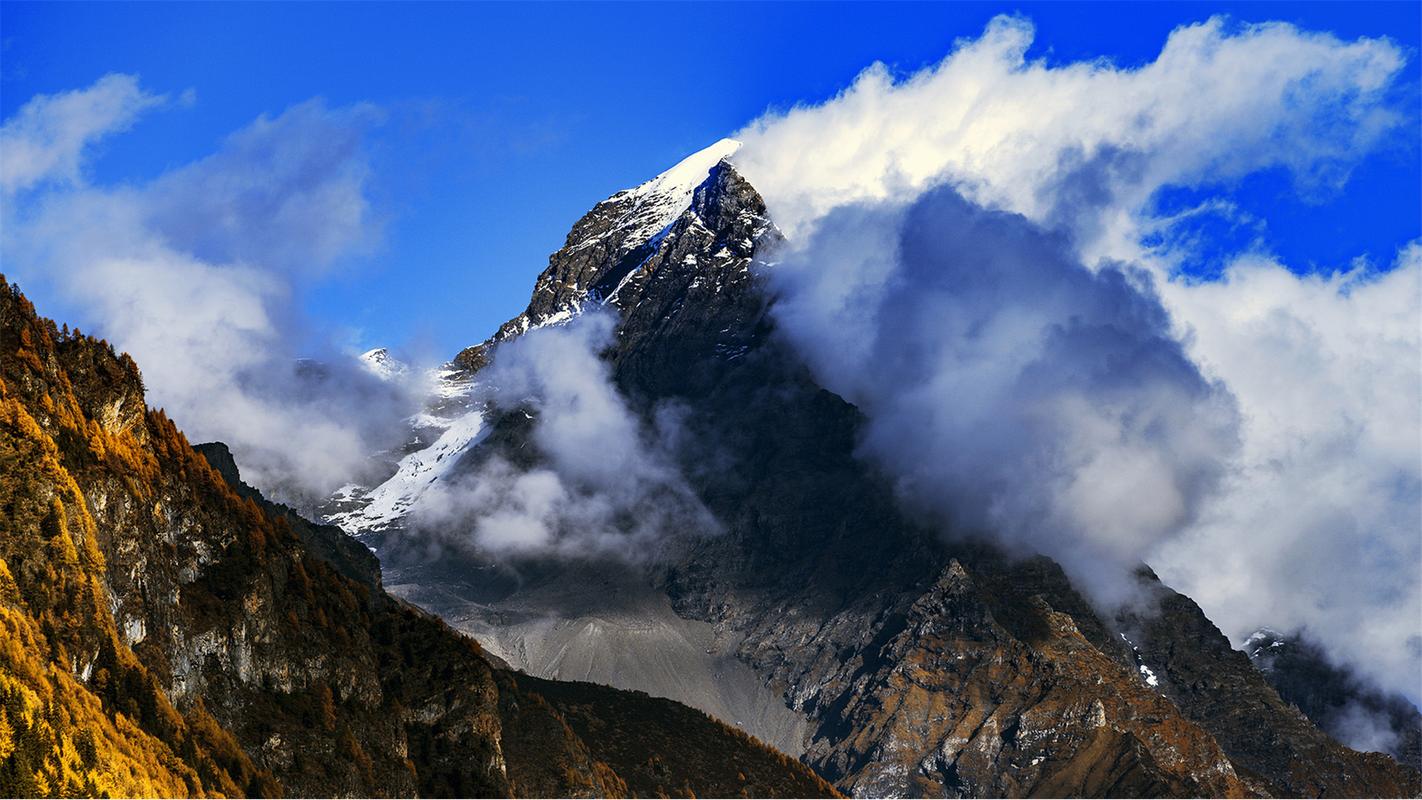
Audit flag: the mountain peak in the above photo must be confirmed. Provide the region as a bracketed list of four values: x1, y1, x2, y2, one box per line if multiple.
[1243, 627, 1289, 659]
[626, 137, 742, 203]
[359, 346, 407, 381]
[317, 132, 1422, 797]
[451, 139, 761, 373]
[580, 138, 744, 261]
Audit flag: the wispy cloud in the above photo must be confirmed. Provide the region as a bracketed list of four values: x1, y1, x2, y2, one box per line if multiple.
[1155, 243, 1421, 698]
[409, 311, 718, 561]
[2, 77, 418, 504]
[0, 73, 166, 194]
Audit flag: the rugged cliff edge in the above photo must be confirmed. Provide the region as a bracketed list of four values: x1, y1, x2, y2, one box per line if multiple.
[338, 144, 1422, 798]
[0, 277, 835, 798]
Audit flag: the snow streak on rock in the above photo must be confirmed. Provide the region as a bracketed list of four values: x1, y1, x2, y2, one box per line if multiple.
[326, 140, 743, 540]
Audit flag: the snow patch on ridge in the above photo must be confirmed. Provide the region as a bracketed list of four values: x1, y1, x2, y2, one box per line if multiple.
[360, 347, 408, 381]
[326, 405, 489, 535]
[576, 137, 741, 256]
[517, 305, 581, 335]
[326, 360, 487, 536]
[1120, 632, 1162, 689]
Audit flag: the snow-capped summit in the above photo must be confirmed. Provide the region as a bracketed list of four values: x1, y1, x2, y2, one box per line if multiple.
[360, 347, 408, 381]
[624, 138, 741, 206]
[327, 140, 767, 543]
[574, 137, 742, 258]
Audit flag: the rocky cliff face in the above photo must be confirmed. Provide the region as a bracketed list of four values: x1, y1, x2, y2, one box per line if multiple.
[0, 277, 835, 798]
[453, 137, 748, 374]
[336, 142, 1422, 798]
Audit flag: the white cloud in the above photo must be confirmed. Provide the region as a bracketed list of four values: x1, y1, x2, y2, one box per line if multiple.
[766, 185, 1240, 609]
[733, 16, 1418, 697]
[1, 77, 416, 503]
[1154, 244, 1422, 697]
[0, 74, 166, 194]
[733, 15, 1404, 259]
[1332, 701, 1404, 756]
[143, 99, 384, 274]
[411, 311, 718, 560]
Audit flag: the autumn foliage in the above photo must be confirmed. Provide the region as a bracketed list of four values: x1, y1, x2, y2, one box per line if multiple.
[0, 279, 279, 797]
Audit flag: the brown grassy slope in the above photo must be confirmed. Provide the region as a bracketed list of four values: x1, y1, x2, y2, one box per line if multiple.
[511, 672, 842, 799]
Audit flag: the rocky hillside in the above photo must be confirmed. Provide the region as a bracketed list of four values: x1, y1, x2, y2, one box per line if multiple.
[0, 276, 835, 798]
[337, 143, 1422, 798]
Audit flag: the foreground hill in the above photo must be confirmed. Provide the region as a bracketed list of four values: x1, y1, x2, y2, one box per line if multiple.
[0, 276, 835, 798]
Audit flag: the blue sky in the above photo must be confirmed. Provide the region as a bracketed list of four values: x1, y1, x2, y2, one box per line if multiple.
[2, 1, 1417, 356]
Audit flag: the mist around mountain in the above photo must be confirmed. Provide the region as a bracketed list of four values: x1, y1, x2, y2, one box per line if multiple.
[1245, 628, 1422, 770]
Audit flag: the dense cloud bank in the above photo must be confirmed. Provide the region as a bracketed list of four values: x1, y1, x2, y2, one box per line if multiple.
[411, 311, 719, 561]
[733, 15, 1405, 259]
[1, 77, 420, 503]
[734, 16, 1420, 700]
[770, 187, 1239, 607]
